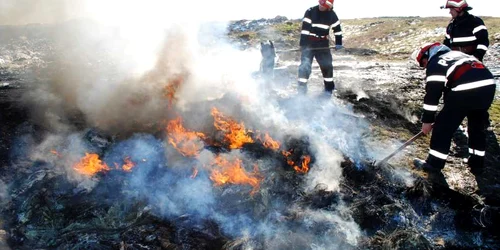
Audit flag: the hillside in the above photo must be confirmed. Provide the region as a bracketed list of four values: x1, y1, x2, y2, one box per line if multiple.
[228, 16, 500, 60]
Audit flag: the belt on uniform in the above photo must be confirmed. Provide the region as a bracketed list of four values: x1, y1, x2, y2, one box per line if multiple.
[451, 45, 476, 55]
[308, 36, 328, 41]
[450, 61, 485, 81]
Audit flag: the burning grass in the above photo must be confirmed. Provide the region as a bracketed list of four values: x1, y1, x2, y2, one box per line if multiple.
[2, 123, 346, 249]
[4, 112, 498, 249]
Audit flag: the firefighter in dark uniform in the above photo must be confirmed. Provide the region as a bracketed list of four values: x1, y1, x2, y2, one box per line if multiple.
[441, 0, 492, 134]
[297, 0, 343, 95]
[411, 43, 496, 185]
[441, 0, 489, 62]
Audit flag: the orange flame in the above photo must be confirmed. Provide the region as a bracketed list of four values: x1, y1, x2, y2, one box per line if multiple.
[73, 153, 110, 176]
[166, 116, 206, 157]
[258, 133, 280, 150]
[163, 76, 183, 108]
[211, 107, 253, 149]
[209, 155, 261, 195]
[281, 150, 311, 174]
[122, 157, 136, 172]
[50, 150, 62, 157]
[294, 155, 311, 173]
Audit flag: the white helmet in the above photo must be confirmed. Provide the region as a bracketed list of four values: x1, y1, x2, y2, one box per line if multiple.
[410, 42, 441, 67]
[441, 0, 472, 11]
[319, 0, 334, 9]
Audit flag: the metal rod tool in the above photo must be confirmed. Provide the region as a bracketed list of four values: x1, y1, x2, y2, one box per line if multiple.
[374, 130, 425, 167]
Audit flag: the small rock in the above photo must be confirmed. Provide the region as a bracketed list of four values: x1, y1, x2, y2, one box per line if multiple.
[0, 230, 8, 249]
[0, 82, 10, 88]
[145, 234, 156, 242]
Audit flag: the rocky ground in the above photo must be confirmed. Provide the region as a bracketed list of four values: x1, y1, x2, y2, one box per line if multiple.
[1, 16, 500, 249]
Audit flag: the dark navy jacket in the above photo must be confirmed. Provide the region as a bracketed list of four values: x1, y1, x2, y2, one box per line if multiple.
[443, 12, 489, 61]
[299, 6, 342, 47]
[422, 50, 495, 123]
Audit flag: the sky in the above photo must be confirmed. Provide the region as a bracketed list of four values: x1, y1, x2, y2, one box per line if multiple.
[0, 0, 499, 26]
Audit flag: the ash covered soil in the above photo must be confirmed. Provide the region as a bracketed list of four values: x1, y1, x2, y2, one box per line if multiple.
[1, 17, 500, 249]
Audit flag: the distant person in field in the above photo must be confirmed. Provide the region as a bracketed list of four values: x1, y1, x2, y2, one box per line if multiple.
[410, 42, 495, 188]
[297, 0, 343, 96]
[441, 0, 489, 62]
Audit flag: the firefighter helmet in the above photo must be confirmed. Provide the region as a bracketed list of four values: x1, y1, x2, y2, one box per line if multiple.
[440, 0, 472, 11]
[410, 42, 442, 67]
[319, 0, 334, 9]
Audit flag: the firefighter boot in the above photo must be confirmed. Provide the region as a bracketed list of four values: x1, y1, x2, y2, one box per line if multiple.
[324, 81, 335, 95]
[413, 158, 448, 188]
[298, 82, 307, 95]
[468, 155, 492, 203]
[468, 156, 485, 176]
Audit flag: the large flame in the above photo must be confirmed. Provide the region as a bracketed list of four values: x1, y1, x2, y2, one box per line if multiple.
[166, 116, 206, 157]
[209, 155, 261, 194]
[73, 153, 110, 176]
[74, 153, 137, 175]
[211, 107, 253, 149]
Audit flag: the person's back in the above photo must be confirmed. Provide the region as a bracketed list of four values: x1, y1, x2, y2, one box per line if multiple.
[411, 43, 495, 191]
[425, 50, 494, 111]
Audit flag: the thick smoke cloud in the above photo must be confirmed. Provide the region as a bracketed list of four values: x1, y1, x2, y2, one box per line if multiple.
[0, 0, 86, 25]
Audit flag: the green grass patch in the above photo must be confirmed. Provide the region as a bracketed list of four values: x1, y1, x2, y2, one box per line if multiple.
[273, 22, 301, 34]
[489, 98, 500, 135]
[230, 31, 258, 41]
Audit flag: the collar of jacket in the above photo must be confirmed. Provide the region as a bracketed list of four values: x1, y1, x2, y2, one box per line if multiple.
[428, 45, 451, 62]
[452, 11, 471, 22]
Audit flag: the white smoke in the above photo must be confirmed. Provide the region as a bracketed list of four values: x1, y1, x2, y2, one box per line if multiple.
[4, 1, 374, 247]
[306, 139, 344, 192]
[0, 179, 9, 206]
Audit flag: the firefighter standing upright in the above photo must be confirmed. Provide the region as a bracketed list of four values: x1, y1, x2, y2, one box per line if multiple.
[441, 0, 489, 62]
[297, 0, 343, 95]
[410, 43, 496, 186]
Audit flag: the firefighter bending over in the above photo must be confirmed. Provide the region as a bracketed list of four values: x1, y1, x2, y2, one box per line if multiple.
[410, 42, 495, 187]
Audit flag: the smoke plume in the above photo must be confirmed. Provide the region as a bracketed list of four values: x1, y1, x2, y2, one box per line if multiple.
[4, 1, 376, 248]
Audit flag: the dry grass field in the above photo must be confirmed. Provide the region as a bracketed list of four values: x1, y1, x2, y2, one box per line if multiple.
[235, 16, 500, 60]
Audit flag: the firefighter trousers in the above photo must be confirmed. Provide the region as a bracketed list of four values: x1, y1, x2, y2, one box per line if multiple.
[426, 89, 495, 171]
[297, 48, 334, 93]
